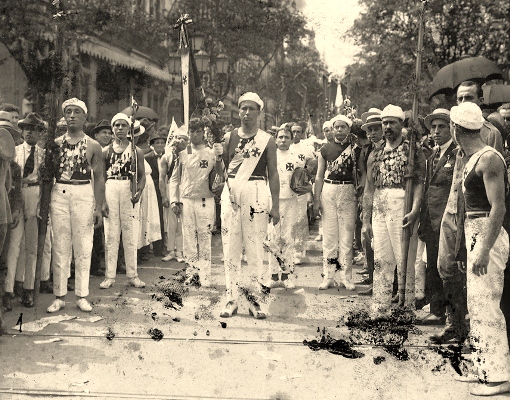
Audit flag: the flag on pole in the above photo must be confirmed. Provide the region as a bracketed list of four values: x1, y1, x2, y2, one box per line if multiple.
[334, 79, 344, 114]
[305, 114, 315, 138]
[176, 14, 204, 133]
[165, 117, 179, 151]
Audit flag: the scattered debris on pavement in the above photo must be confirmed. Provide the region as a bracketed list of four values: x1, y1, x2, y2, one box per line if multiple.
[148, 328, 164, 341]
[303, 327, 364, 358]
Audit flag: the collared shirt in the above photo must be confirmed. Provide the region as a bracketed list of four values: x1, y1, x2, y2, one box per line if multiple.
[436, 139, 453, 160]
[15, 142, 44, 184]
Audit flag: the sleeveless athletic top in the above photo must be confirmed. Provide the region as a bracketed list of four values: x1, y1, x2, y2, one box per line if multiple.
[57, 135, 92, 181]
[105, 145, 133, 179]
[224, 129, 268, 178]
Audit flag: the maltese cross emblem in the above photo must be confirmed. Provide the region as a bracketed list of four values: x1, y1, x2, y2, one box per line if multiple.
[251, 147, 261, 157]
[199, 160, 208, 168]
[286, 163, 294, 171]
[298, 154, 305, 161]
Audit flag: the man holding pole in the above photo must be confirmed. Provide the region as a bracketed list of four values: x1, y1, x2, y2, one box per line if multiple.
[47, 98, 105, 313]
[217, 92, 280, 319]
[362, 105, 426, 317]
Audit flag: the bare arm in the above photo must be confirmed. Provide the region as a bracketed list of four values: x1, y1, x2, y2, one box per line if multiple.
[159, 153, 170, 208]
[313, 153, 326, 205]
[169, 152, 181, 205]
[362, 152, 375, 227]
[132, 147, 146, 203]
[266, 137, 280, 225]
[88, 139, 105, 227]
[472, 152, 507, 275]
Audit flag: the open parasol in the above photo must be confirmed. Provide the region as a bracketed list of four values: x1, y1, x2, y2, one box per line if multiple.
[121, 105, 159, 121]
[429, 56, 504, 99]
[482, 84, 510, 107]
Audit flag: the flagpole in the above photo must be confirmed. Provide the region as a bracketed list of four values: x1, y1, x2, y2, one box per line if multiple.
[34, 0, 66, 304]
[130, 96, 139, 207]
[399, 0, 426, 307]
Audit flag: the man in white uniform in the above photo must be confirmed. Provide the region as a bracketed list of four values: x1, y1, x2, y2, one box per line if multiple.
[289, 123, 315, 264]
[216, 92, 280, 319]
[266, 125, 303, 289]
[170, 118, 220, 287]
[100, 114, 146, 290]
[47, 98, 105, 313]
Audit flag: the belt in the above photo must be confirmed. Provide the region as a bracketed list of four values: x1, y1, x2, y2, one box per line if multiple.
[108, 176, 130, 181]
[22, 182, 39, 188]
[466, 211, 490, 219]
[56, 179, 90, 185]
[324, 179, 354, 185]
[228, 174, 266, 181]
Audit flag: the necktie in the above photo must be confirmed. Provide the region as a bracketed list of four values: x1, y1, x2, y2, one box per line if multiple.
[23, 146, 35, 178]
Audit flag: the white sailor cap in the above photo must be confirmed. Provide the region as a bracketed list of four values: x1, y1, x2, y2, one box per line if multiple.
[238, 92, 264, 111]
[62, 98, 87, 114]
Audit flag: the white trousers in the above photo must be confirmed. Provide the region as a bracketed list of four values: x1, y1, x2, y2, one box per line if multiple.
[182, 197, 215, 279]
[465, 217, 510, 382]
[371, 188, 417, 315]
[50, 183, 94, 297]
[294, 194, 310, 254]
[268, 197, 298, 275]
[321, 183, 357, 280]
[164, 180, 183, 253]
[104, 180, 139, 279]
[221, 179, 269, 301]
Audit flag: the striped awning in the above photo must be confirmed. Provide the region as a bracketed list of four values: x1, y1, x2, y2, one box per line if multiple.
[80, 36, 177, 83]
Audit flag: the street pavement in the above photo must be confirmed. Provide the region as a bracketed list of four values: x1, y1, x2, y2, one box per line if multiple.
[0, 229, 501, 399]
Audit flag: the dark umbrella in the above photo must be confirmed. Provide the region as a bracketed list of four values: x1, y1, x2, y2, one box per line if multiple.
[482, 85, 510, 107]
[429, 56, 504, 99]
[121, 105, 159, 121]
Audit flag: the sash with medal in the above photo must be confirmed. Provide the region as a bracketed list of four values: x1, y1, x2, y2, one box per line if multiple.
[325, 144, 353, 180]
[226, 129, 271, 206]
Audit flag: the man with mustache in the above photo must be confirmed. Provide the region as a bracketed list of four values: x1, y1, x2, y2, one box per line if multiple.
[362, 105, 426, 317]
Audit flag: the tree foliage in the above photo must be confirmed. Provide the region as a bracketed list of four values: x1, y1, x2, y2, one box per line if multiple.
[345, 0, 510, 113]
[0, 0, 170, 99]
[169, 0, 326, 118]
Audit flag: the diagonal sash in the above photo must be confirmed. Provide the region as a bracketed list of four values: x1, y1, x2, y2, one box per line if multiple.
[228, 129, 271, 206]
[325, 144, 352, 179]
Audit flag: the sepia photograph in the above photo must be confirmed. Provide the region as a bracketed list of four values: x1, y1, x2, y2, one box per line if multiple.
[1, 0, 510, 399]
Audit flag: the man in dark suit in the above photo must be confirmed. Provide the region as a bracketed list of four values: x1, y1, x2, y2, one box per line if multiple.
[144, 127, 168, 257]
[418, 109, 456, 325]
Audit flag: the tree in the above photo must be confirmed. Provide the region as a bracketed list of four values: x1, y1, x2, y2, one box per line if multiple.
[0, 0, 172, 114]
[344, 0, 510, 113]
[168, 0, 326, 119]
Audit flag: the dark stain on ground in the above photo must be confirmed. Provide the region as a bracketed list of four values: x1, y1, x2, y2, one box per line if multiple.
[429, 344, 468, 377]
[152, 279, 188, 309]
[303, 328, 364, 358]
[106, 327, 115, 341]
[345, 307, 418, 360]
[220, 321, 227, 328]
[148, 328, 164, 341]
[373, 356, 386, 364]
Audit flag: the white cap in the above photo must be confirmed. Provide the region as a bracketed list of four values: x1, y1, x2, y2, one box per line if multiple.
[111, 113, 131, 127]
[330, 114, 353, 128]
[381, 104, 405, 121]
[62, 98, 87, 114]
[450, 102, 484, 130]
[238, 92, 264, 111]
[322, 120, 332, 129]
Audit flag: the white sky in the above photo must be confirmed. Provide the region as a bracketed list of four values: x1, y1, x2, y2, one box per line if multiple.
[302, 0, 362, 77]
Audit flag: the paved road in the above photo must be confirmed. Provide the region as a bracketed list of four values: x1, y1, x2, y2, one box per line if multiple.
[0, 231, 492, 399]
